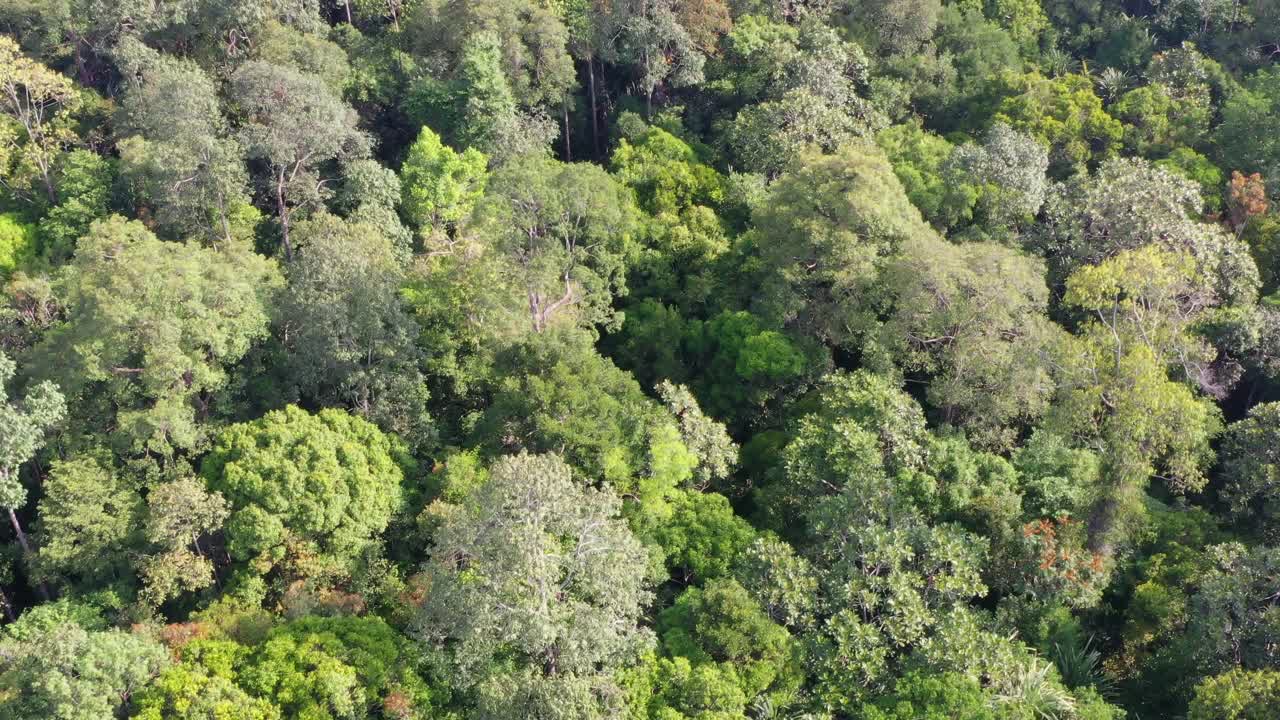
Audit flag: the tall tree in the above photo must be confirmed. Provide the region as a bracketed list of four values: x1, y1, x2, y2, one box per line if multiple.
[0, 351, 64, 581]
[611, 0, 708, 116]
[416, 452, 653, 719]
[470, 156, 638, 333]
[231, 60, 368, 259]
[1047, 247, 1223, 554]
[0, 36, 81, 205]
[201, 405, 405, 583]
[32, 216, 282, 457]
[116, 41, 253, 245]
[400, 125, 487, 239]
[450, 31, 559, 162]
[873, 238, 1059, 449]
[751, 143, 935, 346]
[277, 213, 434, 447]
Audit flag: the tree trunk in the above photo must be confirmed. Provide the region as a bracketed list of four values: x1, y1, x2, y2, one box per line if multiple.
[276, 174, 293, 261]
[0, 585, 14, 622]
[7, 508, 50, 601]
[344, 0, 352, 24]
[563, 100, 572, 162]
[40, 164, 56, 205]
[588, 57, 600, 159]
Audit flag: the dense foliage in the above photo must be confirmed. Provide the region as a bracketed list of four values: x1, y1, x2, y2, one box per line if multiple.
[4, 1, 1280, 718]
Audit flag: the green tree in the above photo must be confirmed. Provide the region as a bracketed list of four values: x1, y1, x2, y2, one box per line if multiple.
[137, 477, 228, 610]
[332, 157, 414, 263]
[944, 123, 1050, 240]
[475, 330, 693, 506]
[873, 238, 1058, 449]
[1218, 401, 1280, 540]
[0, 609, 169, 720]
[1215, 66, 1280, 192]
[277, 213, 433, 447]
[712, 16, 878, 175]
[846, 0, 941, 56]
[732, 535, 819, 630]
[897, 5, 1022, 132]
[1032, 157, 1258, 302]
[727, 88, 879, 177]
[1190, 669, 1280, 720]
[859, 671, 995, 720]
[37, 149, 114, 265]
[130, 663, 281, 720]
[249, 20, 351, 93]
[752, 143, 935, 346]
[0, 213, 36, 278]
[0, 350, 64, 572]
[655, 380, 736, 490]
[201, 406, 405, 582]
[658, 578, 797, 700]
[131, 614, 433, 720]
[755, 369, 927, 531]
[416, 452, 652, 720]
[630, 654, 749, 718]
[1048, 247, 1223, 554]
[469, 155, 637, 333]
[1112, 82, 1210, 158]
[804, 499, 989, 709]
[33, 216, 282, 456]
[231, 61, 368, 259]
[116, 40, 253, 246]
[0, 36, 81, 205]
[877, 121, 970, 230]
[33, 451, 143, 592]
[406, 0, 573, 106]
[992, 72, 1123, 176]
[400, 125, 487, 237]
[644, 489, 756, 583]
[1186, 544, 1280, 679]
[451, 31, 558, 162]
[1155, 147, 1224, 213]
[609, 0, 708, 115]
[608, 124, 729, 309]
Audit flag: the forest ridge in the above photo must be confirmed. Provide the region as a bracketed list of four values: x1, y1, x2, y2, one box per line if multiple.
[2, 0, 1280, 718]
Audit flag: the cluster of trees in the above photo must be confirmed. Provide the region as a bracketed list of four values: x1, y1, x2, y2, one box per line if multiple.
[5, 0, 1280, 718]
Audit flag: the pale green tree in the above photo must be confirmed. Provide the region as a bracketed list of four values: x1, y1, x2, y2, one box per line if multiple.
[278, 213, 433, 447]
[873, 238, 1059, 449]
[33, 452, 143, 592]
[451, 31, 559, 163]
[0, 351, 64, 578]
[116, 41, 254, 246]
[137, 477, 229, 609]
[1048, 247, 1223, 554]
[0, 610, 169, 720]
[415, 452, 653, 720]
[752, 143, 935, 346]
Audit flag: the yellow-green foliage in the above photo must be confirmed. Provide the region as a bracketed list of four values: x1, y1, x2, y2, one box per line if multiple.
[0, 212, 35, 277]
